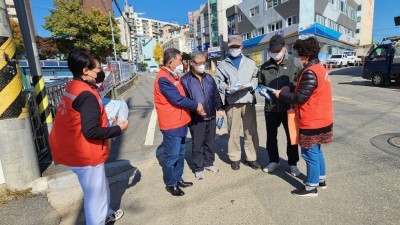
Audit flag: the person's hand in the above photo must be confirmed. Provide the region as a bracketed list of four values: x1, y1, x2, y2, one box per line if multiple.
[262, 88, 267, 93]
[280, 86, 290, 93]
[217, 110, 224, 118]
[196, 103, 207, 116]
[118, 120, 129, 132]
[111, 116, 118, 124]
[273, 89, 281, 98]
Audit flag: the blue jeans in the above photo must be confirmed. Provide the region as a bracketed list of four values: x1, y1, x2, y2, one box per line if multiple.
[301, 144, 326, 187]
[156, 134, 186, 187]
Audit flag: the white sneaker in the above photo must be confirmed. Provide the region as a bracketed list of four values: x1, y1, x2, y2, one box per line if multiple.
[105, 209, 124, 224]
[195, 171, 204, 180]
[205, 165, 219, 173]
[290, 165, 300, 177]
[262, 162, 281, 173]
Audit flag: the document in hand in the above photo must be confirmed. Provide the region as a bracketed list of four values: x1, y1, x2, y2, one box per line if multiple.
[102, 98, 129, 126]
[228, 83, 255, 93]
[216, 116, 224, 129]
[256, 86, 272, 100]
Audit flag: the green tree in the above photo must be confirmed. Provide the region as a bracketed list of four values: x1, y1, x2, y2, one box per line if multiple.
[153, 42, 163, 65]
[9, 19, 24, 56]
[44, 0, 126, 59]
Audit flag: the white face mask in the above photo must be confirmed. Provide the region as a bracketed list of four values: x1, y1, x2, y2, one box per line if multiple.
[174, 64, 184, 74]
[294, 57, 303, 68]
[229, 48, 242, 57]
[271, 50, 285, 61]
[194, 64, 205, 74]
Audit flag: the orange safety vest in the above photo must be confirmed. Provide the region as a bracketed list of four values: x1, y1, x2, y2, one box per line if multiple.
[153, 67, 191, 130]
[294, 63, 333, 129]
[49, 80, 109, 167]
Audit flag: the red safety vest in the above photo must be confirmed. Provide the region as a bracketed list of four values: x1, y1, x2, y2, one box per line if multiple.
[49, 80, 109, 167]
[153, 67, 191, 130]
[294, 63, 333, 129]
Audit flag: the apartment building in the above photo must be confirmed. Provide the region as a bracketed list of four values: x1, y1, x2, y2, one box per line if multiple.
[226, 0, 366, 65]
[354, 0, 374, 46]
[190, 0, 241, 69]
[117, 5, 178, 64]
[162, 24, 191, 53]
[5, 0, 17, 21]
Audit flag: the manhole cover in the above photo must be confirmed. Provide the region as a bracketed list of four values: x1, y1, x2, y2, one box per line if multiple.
[388, 137, 400, 147]
[370, 133, 400, 157]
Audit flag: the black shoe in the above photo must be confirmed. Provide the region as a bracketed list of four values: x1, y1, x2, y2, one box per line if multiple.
[291, 188, 318, 197]
[244, 161, 261, 170]
[177, 180, 193, 188]
[165, 185, 185, 196]
[231, 161, 240, 170]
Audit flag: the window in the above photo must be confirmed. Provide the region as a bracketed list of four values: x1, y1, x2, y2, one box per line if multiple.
[340, 0, 345, 12]
[357, 4, 362, 11]
[287, 15, 297, 26]
[251, 27, 265, 38]
[266, 0, 278, 9]
[281, 0, 289, 3]
[258, 27, 265, 35]
[339, 25, 345, 33]
[250, 6, 259, 17]
[241, 33, 250, 41]
[355, 29, 360, 34]
[238, 14, 242, 22]
[268, 20, 283, 32]
[315, 13, 325, 26]
[357, 16, 361, 22]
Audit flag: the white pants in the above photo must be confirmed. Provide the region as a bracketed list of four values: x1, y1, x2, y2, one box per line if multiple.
[69, 163, 112, 225]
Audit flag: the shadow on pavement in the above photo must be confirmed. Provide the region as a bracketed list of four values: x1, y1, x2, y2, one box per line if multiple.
[328, 66, 363, 77]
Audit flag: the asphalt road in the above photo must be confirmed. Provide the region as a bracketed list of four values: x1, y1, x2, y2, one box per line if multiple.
[1, 67, 400, 225]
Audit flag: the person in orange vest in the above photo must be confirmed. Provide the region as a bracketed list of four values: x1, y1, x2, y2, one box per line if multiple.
[273, 37, 333, 197]
[154, 48, 206, 196]
[49, 47, 129, 224]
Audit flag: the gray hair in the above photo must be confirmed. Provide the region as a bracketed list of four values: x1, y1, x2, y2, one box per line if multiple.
[190, 51, 206, 62]
[163, 48, 181, 65]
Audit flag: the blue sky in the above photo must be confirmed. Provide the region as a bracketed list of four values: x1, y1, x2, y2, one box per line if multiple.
[31, 0, 399, 43]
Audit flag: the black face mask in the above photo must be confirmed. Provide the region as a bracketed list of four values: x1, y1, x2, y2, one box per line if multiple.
[95, 70, 105, 83]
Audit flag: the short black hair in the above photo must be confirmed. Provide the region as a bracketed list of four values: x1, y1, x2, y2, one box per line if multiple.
[163, 48, 181, 65]
[293, 37, 320, 60]
[67, 47, 101, 77]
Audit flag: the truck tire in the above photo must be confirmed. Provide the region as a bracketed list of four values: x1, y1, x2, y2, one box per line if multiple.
[372, 72, 385, 87]
[339, 62, 342, 68]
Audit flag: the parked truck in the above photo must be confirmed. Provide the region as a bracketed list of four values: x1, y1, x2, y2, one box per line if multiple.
[361, 37, 400, 86]
[343, 51, 362, 66]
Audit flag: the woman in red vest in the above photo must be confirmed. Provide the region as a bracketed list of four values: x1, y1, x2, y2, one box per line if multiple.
[49, 47, 128, 224]
[273, 37, 333, 197]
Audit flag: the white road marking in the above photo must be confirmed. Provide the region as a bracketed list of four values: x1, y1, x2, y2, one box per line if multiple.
[144, 107, 157, 146]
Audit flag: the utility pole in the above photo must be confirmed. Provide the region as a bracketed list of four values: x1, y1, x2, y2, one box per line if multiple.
[0, 0, 40, 189]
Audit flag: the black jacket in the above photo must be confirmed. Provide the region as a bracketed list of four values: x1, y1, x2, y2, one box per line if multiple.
[279, 59, 319, 104]
[258, 57, 298, 112]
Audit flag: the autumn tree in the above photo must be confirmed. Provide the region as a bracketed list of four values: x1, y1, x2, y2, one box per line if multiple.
[153, 42, 163, 65]
[35, 36, 59, 59]
[44, 0, 126, 59]
[9, 19, 24, 55]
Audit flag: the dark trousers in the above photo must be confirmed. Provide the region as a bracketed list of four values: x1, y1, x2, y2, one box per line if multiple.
[189, 119, 216, 172]
[265, 111, 299, 165]
[156, 134, 186, 187]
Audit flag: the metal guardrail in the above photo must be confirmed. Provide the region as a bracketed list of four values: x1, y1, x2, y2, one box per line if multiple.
[25, 78, 70, 160]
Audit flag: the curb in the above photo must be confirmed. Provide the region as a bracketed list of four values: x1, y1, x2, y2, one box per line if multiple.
[28, 160, 138, 212]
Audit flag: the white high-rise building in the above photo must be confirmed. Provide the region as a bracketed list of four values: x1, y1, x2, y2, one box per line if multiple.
[117, 5, 178, 62]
